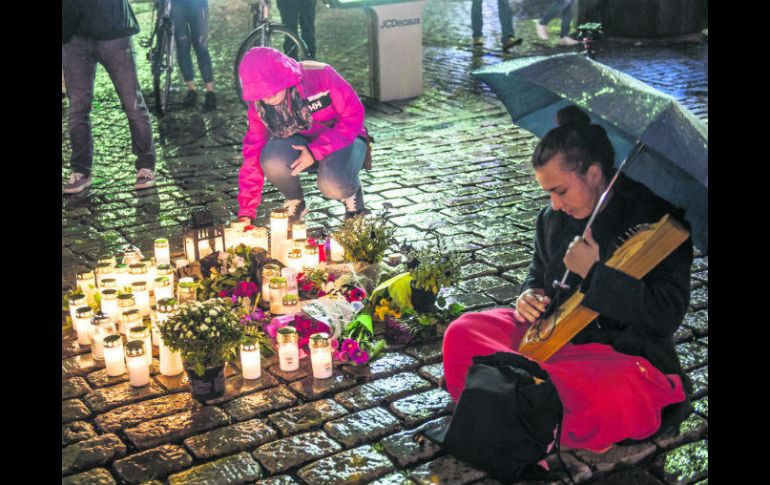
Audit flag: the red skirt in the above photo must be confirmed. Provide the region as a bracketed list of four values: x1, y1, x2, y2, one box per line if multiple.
[442, 307, 686, 452]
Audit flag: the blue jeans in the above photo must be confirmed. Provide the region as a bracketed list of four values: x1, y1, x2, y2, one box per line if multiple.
[277, 0, 317, 59]
[471, 0, 514, 39]
[540, 0, 575, 38]
[260, 135, 366, 201]
[62, 35, 156, 177]
[172, 0, 214, 84]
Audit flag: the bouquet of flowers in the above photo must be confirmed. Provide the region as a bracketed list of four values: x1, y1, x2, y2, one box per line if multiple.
[199, 244, 259, 302]
[297, 266, 369, 304]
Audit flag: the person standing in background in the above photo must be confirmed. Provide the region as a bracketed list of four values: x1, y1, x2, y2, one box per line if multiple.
[277, 0, 317, 59]
[471, 0, 523, 52]
[172, 0, 218, 109]
[534, 0, 580, 46]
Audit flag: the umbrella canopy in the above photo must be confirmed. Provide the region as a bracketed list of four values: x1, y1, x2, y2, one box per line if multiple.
[472, 53, 708, 253]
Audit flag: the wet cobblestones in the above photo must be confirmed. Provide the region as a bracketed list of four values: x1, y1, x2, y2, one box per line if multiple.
[62, 0, 707, 482]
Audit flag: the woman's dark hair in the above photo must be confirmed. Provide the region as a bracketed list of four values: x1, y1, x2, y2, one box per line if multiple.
[531, 105, 615, 180]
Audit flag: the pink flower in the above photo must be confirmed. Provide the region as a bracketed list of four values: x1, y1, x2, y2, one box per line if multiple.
[346, 287, 366, 303]
[219, 290, 232, 298]
[300, 282, 315, 293]
[351, 348, 369, 365]
[340, 339, 359, 356]
[327, 273, 338, 283]
[234, 281, 258, 297]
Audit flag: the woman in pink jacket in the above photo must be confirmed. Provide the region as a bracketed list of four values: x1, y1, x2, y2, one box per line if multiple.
[236, 47, 368, 224]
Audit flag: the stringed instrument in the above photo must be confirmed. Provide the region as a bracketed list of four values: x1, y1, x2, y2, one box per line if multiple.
[518, 214, 690, 362]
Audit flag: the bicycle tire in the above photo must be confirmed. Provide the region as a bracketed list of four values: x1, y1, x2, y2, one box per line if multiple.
[152, 20, 175, 116]
[233, 25, 308, 102]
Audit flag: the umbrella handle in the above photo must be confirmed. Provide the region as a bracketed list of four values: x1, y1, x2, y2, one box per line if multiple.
[553, 141, 646, 290]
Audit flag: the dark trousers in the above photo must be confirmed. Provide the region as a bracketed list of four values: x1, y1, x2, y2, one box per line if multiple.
[62, 35, 156, 177]
[277, 0, 317, 59]
[172, 0, 214, 83]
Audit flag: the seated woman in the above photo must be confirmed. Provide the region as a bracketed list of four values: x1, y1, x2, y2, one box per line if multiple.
[236, 47, 369, 225]
[443, 106, 693, 452]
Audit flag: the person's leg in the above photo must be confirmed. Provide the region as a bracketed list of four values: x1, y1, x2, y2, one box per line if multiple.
[172, 1, 195, 86]
[260, 135, 308, 201]
[316, 138, 367, 214]
[470, 0, 483, 38]
[559, 0, 575, 38]
[277, 0, 301, 56]
[188, 0, 214, 88]
[298, 0, 317, 59]
[497, 0, 514, 40]
[62, 36, 98, 178]
[96, 37, 156, 173]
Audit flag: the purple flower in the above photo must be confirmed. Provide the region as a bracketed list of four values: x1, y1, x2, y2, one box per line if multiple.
[340, 339, 359, 356]
[351, 348, 369, 365]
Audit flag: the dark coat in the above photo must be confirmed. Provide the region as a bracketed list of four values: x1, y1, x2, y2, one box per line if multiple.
[63, 0, 140, 42]
[522, 173, 694, 399]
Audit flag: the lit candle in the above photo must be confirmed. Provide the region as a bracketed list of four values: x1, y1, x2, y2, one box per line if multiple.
[153, 277, 173, 302]
[68, 293, 87, 326]
[90, 313, 115, 361]
[261, 264, 281, 303]
[270, 208, 289, 260]
[282, 294, 300, 314]
[128, 324, 153, 366]
[309, 332, 333, 379]
[129, 264, 148, 288]
[132, 281, 152, 317]
[102, 335, 126, 376]
[154, 238, 171, 266]
[98, 255, 117, 266]
[155, 298, 184, 376]
[156, 264, 174, 289]
[177, 282, 197, 304]
[141, 257, 157, 290]
[252, 226, 269, 253]
[303, 244, 319, 270]
[74, 306, 94, 346]
[114, 264, 130, 292]
[116, 294, 137, 334]
[330, 237, 345, 263]
[154, 297, 176, 346]
[281, 267, 299, 295]
[287, 249, 304, 273]
[99, 278, 117, 292]
[76, 271, 97, 307]
[269, 277, 287, 315]
[95, 263, 114, 288]
[240, 339, 262, 380]
[292, 222, 307, 241]
[122, 248, 142, 265]
[99, 289, 119, 325]
[125, 340, 150, 387]
[276, 326, 299, 371]
[121, 309, 142, 338]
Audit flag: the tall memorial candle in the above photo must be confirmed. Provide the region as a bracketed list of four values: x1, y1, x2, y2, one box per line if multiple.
[103, 335, 126, 376]
[154, 238, 170, 266]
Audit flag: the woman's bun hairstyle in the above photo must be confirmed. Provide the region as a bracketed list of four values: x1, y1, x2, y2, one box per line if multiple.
[556, 105, 591, 127]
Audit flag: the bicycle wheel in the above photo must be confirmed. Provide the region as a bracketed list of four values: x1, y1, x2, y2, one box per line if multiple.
[152, 20, 176, 116]
[233, 25, 308, 101]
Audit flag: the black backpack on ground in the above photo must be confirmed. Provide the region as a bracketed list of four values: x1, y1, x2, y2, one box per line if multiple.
[425, 352, 564, 484]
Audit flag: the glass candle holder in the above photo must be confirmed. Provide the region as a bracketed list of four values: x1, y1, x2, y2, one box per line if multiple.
[330, 237, 345, 263]
[114, 264, 130, 291]
[132, 281, 152, 317]
[99, 289, 119, 325]
[269, 277, 288, 315]
[128, 324, 153, 366]
[141, 258, 157, 290]
[270, 208, 289, 259]
[95, 263, 114, 288]
[177, 282, 197, 304]
[68, 293, 87, 327]
[158, 335, 184, 376]
[99, 278, 117, 291]
[156, 264, 174, 289]
[122, 247, 142, 266]
[276, 326, 299, 371]
[153, 277, 173, 302]
[154, 238, 171, 266]
[309, 332, 333, 379]
[287, 249, 304, 273]
[292, 222, 307, 241]
[281, 267, 299, 295]
[90, 313, 115, 361]
[303, 244, 319, 270]
[252, 226, 269, 252]
[98, 255, 117, 266]
[261, 264, 281, 303]
[103, 335, 126, 377]
[240, 340, 262, 380]
[116, 294, 137, 334]
[129, 263, 148, 288]
[76, 271, 97, 307]
[120, 308, 141, 337]
[74, 306, 94, 346]
[125, 340, 150, 387]
[282, 294, 300, 314]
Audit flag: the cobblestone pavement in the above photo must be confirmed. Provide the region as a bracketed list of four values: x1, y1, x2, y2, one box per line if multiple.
[62, 0, 708, 483]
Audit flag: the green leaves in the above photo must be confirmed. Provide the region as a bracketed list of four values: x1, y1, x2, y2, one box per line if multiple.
[331, 214, 396, 265]
[371, 272, 413, 311]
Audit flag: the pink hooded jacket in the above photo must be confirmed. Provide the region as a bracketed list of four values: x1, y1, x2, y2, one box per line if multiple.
[237, 47, 367, 219]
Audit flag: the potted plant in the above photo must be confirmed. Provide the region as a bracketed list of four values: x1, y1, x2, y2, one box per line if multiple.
[159, 298, 244, 401]
[331, 213, 396, 292]
[406, 241, 463, 313]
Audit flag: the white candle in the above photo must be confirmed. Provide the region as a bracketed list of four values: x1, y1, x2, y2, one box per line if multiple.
[116, 294, 137, 334]
[282, 295, 300, 314]
[269, 278, 287, 315]
[155, 298, 178, 346]
[156, 265, 175, 290]
[114, 264, 130, 292]
[95, 263, 114, 288]
[129, 264, 148, 288]
[303, 244, 319, 271]
[281, 267, 299, 295]
[253, 226, 269, 253]
[277, 327, 299, 372]
[122, 248, 142, 266]
[153, 277, 173, 302]
[103, 335, 126, 376]
[330, 237, 345, 263]
[90, 313, 115, 361]
[125, 340, 150, 387]
[154, 238, 170, 266]
[240, 342, 262, 380]
[309, 333, 333, 379]
[76, 271, 97, 307]
[177, 282, 197, 304]
[68, 293, 87, 327]
[141, 258, 157, 291]
[132, 281, 152, 317]
[120, 309, 142, 337]
[292, 222, 307, 241]
[74, 307, 94, 346]
[261, 264, 281, 303]
[159, 338, 184, 376]
[270, 209, 289, 260]
[99, 289, 119, 326]
[128, 325, 153, 366]
[287, 249, 304, 273]
[98, 255, 117, 266]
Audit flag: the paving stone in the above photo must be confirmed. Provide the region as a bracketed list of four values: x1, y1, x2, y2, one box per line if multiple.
[63, 399, 92, 423]
[693, 396, 708, 418]
[334, 372, 433, 411]
[675, 342, 709, 371]
[543, 451, 593, 483]
[689, 287, 708, 311]
[380, 416, 449, 467]
[403, 340, 443, 364]
[409, 454, 486, 485]
[323, 406, 401, 447]
[86, 367, 130, 388]
[61, 468, 117, 485]
[124, 406, 230, 449]
[63, 377, 91, 400]
[267, 398, 349, 436]
[254, 476, 300, 485]
[458, 262, 498, 279]
[688, 366, 708, 399]
[589, 467, 665, 484]
[483, 283, 520, 305]
[572, 441, 657, 474]
[112, 444, 193, 484]
[253, 430, 344, 475]
[184, 418, 278, 459]
[389, 388, 454, 427]
[62, 421, 98, 447]
[341, 352, 420, 381]
[417, 362, 444, 385]
[205, 372, 280, 405]
[63, 354, 104, 378]
[224, 385, 298, 422]
[673, 325, 693, 343]
[152, 362, 242, 393]
[654, 440, 708, 484]
[683, 310, 708, 337]
[475, 245, 532, 271]
[458, 275, 511, 294]
[449, 293, 497, 311]
[288, 372, 358, 400]
[83, 380, 165, 413]
[297, 444, 395, 485]
[62, 335, 91, 359]
[167, 452, 262, 485]
[654, 413, 708, 449]
[268, 357, 314, 382]
[62, 433, 127, 476]
[94, 392, 201, 433]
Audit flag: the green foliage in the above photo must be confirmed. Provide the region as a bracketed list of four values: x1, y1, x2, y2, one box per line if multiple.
[370, 272, 413, 312]
[199, 244, 255, 300]
[400, 295, 465, 336]
[331, 213, 396, 265]
[406, 239, 464, 293]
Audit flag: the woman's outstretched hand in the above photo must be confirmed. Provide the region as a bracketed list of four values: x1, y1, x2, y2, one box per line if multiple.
[290, 145, 315, 176]
[564, 227, 600, 279]
[515, 288, 551, 323]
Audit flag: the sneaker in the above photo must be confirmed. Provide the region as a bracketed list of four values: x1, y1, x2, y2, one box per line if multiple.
[183, 90, 197, 108]
[558, 36, 580, 46]
[63, 172, 92, 194]
[284, 198, 308, 225]
[203, 91, 217, 110]
[135, 168, 156, 190]
[535, 20, 549, 40]
[502, 36, 523, 52]
[472, 36, 484, 46]
[342, 186, 367, 220]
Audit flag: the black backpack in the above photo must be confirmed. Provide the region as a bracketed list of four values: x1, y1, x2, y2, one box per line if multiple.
[425, 352, 564, 484]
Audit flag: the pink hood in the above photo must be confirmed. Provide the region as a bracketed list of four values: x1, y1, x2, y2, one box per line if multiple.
[238, 47, 302, 101]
